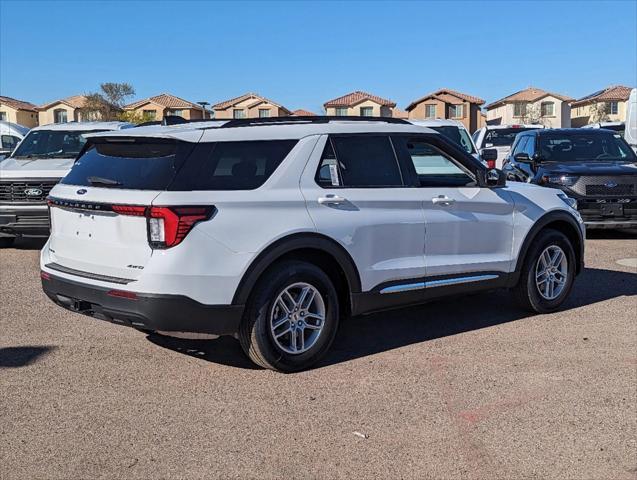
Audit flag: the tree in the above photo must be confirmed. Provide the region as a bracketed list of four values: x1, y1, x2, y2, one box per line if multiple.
[589, 102, 610, 123]
[80, 82, 135, 121]
[118, 110, 157, 124]
[518, 103, 546, 126]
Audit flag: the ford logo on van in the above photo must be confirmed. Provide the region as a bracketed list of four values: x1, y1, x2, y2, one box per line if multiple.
[24, 188, 43, 196]
[77, 189, 87, 195]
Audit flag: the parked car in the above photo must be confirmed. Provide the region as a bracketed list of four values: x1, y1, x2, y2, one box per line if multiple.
[0, 121, 29, 159]
[625, 88, 637, 153]
[41, 117, 584, 372]
[0, 121, 133, 246]
[503, 128, 637, 229]
[408, 119, 497, 168]
[473, 124, 545, 169]
[581, 121, 625, 136]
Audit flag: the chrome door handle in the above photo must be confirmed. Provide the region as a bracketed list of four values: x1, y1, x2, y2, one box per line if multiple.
[318, 195, 346, 205]
[432, 195, 455, 206]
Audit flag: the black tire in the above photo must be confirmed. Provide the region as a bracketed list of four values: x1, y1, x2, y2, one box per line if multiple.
[0, 237, 15, 248]
[513, 228, 576, 313]
[238, 260, 339, 372]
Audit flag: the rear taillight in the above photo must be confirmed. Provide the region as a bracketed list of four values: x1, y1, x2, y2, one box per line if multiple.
[486, 160, 496, 169]
[111, 204, 215, 249]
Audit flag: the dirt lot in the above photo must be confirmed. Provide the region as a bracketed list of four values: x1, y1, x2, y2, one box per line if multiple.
[1, 232, 636, 480]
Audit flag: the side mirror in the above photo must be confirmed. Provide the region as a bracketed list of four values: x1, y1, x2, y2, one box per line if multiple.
[480, 168, 506, 188]
[513, 152, 533, 163]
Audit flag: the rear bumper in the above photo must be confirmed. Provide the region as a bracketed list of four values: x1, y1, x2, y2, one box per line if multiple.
[0, 205, 50, 237]
[41, 273, 244, 336]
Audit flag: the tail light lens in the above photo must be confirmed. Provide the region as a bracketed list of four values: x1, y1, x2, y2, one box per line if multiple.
[111, 204, 215, 249]
[486, 160, 496, 169]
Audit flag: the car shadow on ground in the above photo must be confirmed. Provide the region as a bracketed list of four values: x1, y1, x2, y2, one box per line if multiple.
[586, 229, 637, 240]
[0, 346, 55, 368]
[6, 238, 47, 250]
[147, 266, 637, 370]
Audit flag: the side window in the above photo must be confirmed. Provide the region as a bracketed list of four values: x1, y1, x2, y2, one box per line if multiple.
[402, 138, 475, 187]
[522, 136, 535, 156]
[512, 136, 527, 156]
[1, 135, 20, 150]
[317, 136, 403, 188]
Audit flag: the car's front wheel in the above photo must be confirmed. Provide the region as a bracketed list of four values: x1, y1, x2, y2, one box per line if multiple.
[239, 260, 339, 372]
[513, 228, 576, 313]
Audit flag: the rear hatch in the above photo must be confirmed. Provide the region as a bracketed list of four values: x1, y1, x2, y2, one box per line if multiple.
[47, 138, 196, 282]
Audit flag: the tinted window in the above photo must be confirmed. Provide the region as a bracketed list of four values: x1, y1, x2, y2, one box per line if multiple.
[402, 139, 474, 187]
[12, 130, 103, 159]
[62, 140, 188, 190]
[316, 141, 340, 187]
[538, 132, 636, 162]
[522, 136, 535, 156]
[511, 136, 527, 156]
[429, 126, 475, 154]
[330, 136, 403, 187]
[484, 128, 539, 147]
[1, 135, 20, 150]
[171, 140, 297, 190]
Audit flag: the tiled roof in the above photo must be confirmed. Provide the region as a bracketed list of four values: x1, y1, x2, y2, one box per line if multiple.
[406, 88, 485, 111]
[124, 93, 203, 110]
[0, 95, 39, 112]
[392, 107, 409, 119]
[40, 95, 88, 110]
[212, 93, 289, 113]
[485, 87, 573, 109]
[324, 91, 396, 108]
[291, 109, 317, 116]
[571, 85, 633, 106]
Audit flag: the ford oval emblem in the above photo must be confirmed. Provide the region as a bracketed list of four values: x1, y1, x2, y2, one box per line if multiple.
[24, 188, 43, 196]
[604, 181, 618, 188]
[77, 189, 87, 195]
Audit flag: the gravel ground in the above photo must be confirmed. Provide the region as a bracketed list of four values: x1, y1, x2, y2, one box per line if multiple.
[1, 232, 636, 480]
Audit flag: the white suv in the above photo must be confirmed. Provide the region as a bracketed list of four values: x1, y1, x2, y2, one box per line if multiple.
[0, 121, 132, 246]
[473, 124, 545, 169]
[41, 117, 584, 372]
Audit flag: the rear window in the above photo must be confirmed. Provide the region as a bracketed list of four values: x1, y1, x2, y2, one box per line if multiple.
[483, 128, 539, 147]
[62, 140, 188, 190]
[63, 139, 298, 191]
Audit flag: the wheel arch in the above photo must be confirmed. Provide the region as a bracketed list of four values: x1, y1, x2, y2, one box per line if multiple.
[231, 233, 362, 314]
[513, 210, 585, 282]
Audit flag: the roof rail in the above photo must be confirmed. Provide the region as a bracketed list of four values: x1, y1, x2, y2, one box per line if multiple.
[220, 115, 410, 128]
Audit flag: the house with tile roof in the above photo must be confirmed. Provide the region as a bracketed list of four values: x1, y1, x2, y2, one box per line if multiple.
[123, 93, 211, 122]
[38, 95, 93, 125]
[323, 91, 397, 118]
[570, 85, 634, 127]
[212, 93, 291, 119]
[484, 87, 573, 128]
[0, 95, 40, 128]
[406, 88, 485, 133]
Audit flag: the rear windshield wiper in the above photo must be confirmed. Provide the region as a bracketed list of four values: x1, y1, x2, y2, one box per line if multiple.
[87, 176, 122, 187]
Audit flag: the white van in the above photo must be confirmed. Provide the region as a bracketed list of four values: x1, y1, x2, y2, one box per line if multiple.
[0, 121, 29, 159]
[625, 88, 637, 153]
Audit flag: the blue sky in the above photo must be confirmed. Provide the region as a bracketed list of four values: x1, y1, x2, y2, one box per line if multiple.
[1, 0, 635, 113]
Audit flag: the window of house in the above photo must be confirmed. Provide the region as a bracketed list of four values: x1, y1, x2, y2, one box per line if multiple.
[335, 107, 348, 116]
[143, 110, 157, 120]
[360, 106, 373, 117]
[233, 109, 246, 119]
[425, 104, 436, 118]
[316, 136, 403, 188]
[608, 102, 619, 115]
[449, 104, 464, 119]
[541, 102, 555, 117]
[513, 102, 527, 117]
[0, 112, 7, 121]
[53, 109, 68, 123]
[258, 109, 270, 118]
[169, 109, 184, 117]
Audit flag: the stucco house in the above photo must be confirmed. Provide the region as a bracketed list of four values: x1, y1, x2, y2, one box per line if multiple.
[484, 87, 573, 128]
[38, 95, 92, 125]
[323, 91, 396, 117]
[212, 93, 291, 119]
[570, 85, 634, 127]
[123, 93, 211, 122]
[0, 95, 40, 128]
[291, 109, 317, 116]
[405, 88, 485, 133]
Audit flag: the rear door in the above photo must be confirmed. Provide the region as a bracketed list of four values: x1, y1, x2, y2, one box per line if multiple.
[47, 138, 193, 281]
[393, 135, 515, 277]
[300, 134, 426, 292]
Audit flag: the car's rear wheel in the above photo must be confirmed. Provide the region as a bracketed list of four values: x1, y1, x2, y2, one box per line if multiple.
[239, 260, 339, 372]
[0, 237, 15, 248]
[513, 229, 576, 313]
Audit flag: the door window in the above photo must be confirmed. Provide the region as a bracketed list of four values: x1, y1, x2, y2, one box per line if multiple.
[400, 138, 475, 187]
[316, 136, 403, 188]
